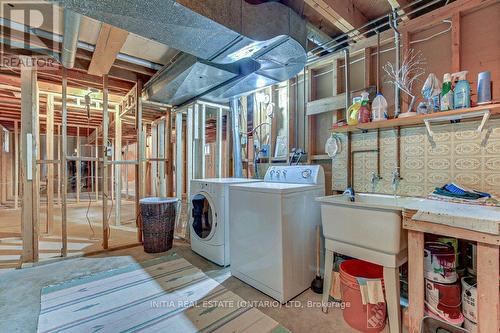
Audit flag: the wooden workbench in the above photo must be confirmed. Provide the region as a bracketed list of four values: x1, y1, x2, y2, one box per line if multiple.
[403, 209, 500, 333]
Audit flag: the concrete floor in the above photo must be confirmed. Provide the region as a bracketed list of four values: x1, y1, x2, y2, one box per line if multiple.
[0, 200, 139, 271]
[0, 241, 392, 333]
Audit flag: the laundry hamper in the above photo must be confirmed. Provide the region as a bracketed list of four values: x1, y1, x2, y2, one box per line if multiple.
[420, 316, 468, 333]
[139, 197, 179, 253]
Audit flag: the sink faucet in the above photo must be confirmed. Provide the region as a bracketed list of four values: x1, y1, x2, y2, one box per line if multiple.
[391, 167, 403, 193]
[371, 172, 382, 192]
[343, 187, 356, 202]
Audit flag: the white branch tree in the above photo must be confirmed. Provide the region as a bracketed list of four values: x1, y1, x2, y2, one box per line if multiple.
[383, 49, 426, 114]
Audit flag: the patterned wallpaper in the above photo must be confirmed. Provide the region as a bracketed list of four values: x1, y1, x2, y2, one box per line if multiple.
[332, 118, 500, 197]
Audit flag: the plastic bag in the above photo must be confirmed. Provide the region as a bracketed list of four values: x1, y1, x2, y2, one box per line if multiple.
[422, 73, 440, 100]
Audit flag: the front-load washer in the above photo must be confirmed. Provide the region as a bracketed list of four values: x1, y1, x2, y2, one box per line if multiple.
[190, 178, 261, 266]
[229, 165, 325, 303]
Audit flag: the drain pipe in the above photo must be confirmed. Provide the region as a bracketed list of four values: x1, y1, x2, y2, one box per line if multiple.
[230, 97, 243, 178]
[344, 48, 352, 189]
[61, 9, 81, 69]
[389, 10, 401, 117]
[344, 49, 350, 113]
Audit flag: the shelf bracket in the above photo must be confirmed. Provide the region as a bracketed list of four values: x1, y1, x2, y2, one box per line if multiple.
[423, 110, 491, 138]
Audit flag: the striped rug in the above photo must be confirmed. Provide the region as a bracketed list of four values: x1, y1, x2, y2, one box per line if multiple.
[37, 253, 289, 333]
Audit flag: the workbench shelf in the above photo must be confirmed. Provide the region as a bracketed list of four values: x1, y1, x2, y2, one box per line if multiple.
[330, 103, 500, 133]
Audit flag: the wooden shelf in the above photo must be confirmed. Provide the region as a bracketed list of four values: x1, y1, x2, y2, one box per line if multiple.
[331, 103, 500, 133]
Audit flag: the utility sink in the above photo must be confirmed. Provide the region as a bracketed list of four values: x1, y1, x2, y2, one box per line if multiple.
[316, 193, 413, 267]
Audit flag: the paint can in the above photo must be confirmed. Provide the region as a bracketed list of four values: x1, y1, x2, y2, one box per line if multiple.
[425, 279, 464, 326]
[466, 242, 477, 276]
[463, 318, 477, 333]
[461, 276, 477, 323]
[424, 242, 457, 283]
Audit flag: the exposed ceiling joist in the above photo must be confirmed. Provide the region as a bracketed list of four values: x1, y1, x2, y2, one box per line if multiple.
[88, 24, 129, 76]
[387, 0, 410, 21]
[304, 0, 368, 34]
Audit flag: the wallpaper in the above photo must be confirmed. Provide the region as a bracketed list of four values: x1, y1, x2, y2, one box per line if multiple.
[331, 118, 500, 198]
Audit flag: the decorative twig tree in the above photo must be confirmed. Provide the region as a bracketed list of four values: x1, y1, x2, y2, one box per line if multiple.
[383, 49, 426, 115]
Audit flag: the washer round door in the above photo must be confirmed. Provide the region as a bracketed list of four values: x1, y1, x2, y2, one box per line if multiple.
[190, 192, 217, 241]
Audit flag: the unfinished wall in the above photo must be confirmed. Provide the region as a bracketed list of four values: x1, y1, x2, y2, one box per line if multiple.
[329, 2, 500, 196]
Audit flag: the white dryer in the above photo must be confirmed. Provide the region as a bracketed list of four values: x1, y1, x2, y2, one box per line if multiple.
[189, 178, 261, 266]
[229, 165, 325, 303]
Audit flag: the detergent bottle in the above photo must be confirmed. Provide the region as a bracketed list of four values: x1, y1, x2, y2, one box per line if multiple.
[372, 93, 388, 121]
[452, 71, 471, 109]
[358, 91, 371, 123]
[440, 73, 454, 111]
[347, 99, 361, 126]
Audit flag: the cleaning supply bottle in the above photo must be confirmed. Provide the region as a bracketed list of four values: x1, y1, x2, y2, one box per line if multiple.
[440, 73, 454, 111]
[372, 93, 388, 121]
[347, 101, 361, 126]
[452, 71, 470, 109]
[358, 91, 371, 123]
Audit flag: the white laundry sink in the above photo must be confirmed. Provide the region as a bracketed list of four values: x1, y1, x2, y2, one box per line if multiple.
[316, 193, 413, 267]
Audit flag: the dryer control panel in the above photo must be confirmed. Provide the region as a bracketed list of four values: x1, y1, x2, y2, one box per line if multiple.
[264, 165, 324, 185]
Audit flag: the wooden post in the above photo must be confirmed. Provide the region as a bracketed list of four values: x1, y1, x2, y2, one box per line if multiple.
[408, 229, 424, 333]
[226, 109, 232, 177]
[125, 140, 129, 199]
[151, 122, 158, 196]
[14, 120, 19, 209]
[175, 111, 183, 200]
[61, 68, 68, 257]
[102, 75, 110, 249]
[135, 80, 144, 243]
[215, 107, 223, 178]
[45, 94, 54, 234]
[200, 104, 206, 179]
[76, 126, 80, 203]
[451, 12, 461, 73]
[57, 124, 61, 206]
[166, 112, 173, 197]
[364, 47, 372, 88]
[20, 60, 39, 262]
[186, 106, 193, 197]
[115, 107, 122, 226]
[0, 131, 6, 204]
[95, 131, 99, 201]
[111, 138, 114, 201]
[476, 242, 500, 333]
[401, 30, 411, 113]
[158, 118, 166, 197]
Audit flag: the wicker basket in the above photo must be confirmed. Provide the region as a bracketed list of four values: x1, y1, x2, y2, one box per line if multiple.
[139, 197, 179, 253]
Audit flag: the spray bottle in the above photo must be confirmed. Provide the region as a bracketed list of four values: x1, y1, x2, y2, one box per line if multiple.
[440, 73, 454, 111]
[358, 91, 371, 123]
[452, 71, 470, 109]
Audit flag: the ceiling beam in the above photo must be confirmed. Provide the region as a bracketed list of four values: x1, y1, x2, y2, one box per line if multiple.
[88, 24, 129, 77]
[304, 0, 368, 34]
[387, 0, 410, 21]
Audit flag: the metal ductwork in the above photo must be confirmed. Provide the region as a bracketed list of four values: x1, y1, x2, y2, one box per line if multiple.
[61, 9, 81, 69]
[53, 0, 307, 105]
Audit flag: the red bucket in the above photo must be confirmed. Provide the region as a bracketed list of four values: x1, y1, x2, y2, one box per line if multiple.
[340, 259, 387, 332]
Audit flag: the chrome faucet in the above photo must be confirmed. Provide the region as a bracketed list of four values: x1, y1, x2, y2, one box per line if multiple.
[343, 187, 356, 202]
[276, 169, 281, 179]
[391, 167, 403, 193]
[282, 170, 287, 179]
[370, 172, 382, 192]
